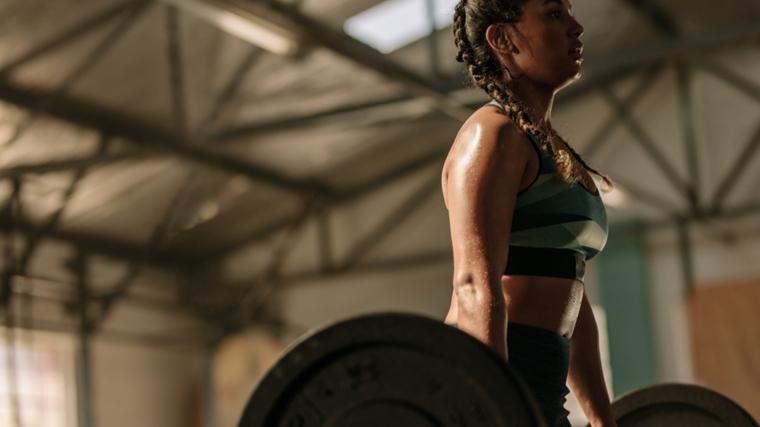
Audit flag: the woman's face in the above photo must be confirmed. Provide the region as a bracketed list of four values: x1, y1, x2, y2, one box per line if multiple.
[509, 0, 585, 89]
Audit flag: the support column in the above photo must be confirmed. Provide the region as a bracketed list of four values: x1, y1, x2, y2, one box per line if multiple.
[72, 251, 93, 427]
[76, 326, 93, 427]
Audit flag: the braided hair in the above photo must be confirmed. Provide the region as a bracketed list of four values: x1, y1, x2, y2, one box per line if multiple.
[453, 0, 612, 189]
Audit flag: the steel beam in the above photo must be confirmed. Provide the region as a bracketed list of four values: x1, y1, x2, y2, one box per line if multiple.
[581, 20, 760, 74]
[0, 216, 179, 269]
[200, 150, 448, 265]
[246, 0, 473, 122]
[197, 216, 293, 261]
[209, 95, 414, 141]
[339, 174, 440, 270]
[16, 136, 110, 277]
[210, 64, 646, 145]
[710, 118, 760, 213]
[198, 149, 447, 261]
[278, 251, 452, 288]
[57, 1, 151, 93]
[338, 148, 448, 202]
[229, 194, 316, 326]
[619, 0, 679, 37]
[7, 316, 202, 348]
[10, 273, 185, 313]
[584, 63, 665, 158]
[72, 251, 93, 427]
[317, 203, 333, 273]
[166, 5, 190, 135]
[92, 169, 212, 327]
[611, 176, 682, 216]
[0, 79, 332, 196]
[426, 0, 441, 86]
[675, 60, 701, 211]
[0, 0, 150, 76]
[694, 56, 760, 105]
[602, 87, 690, 198]
[0, 153, 147, 177]
[676, 218, 694, 297]
[199, 47, 263, 133]
[719, 200, 760, 219]
[557, 65, 644, 106]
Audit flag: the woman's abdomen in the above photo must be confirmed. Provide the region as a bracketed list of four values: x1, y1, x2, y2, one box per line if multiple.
[501, 275, 585, 338]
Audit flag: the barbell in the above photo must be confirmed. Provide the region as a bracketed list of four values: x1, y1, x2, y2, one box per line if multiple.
[238, 313, 758, 427]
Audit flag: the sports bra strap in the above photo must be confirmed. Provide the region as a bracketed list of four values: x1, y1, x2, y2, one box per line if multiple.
[485, 101, 545, 160]
[486, 100, 507, 114]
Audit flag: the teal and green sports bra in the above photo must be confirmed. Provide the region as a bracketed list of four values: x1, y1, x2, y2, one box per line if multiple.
[486, 101, 609, 280]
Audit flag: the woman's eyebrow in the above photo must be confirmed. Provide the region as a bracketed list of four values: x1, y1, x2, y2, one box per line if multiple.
[543, 0, 572, 9]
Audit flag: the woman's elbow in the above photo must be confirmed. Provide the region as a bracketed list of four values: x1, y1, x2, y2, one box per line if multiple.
[453, 271, 501, 305]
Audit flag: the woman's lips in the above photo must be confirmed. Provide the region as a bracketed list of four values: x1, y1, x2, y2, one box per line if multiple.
[570, 44, 584, 61]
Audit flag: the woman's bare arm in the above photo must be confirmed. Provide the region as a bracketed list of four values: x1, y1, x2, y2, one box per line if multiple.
[568, 294, 618, 427]
[444, 109, 532, 358]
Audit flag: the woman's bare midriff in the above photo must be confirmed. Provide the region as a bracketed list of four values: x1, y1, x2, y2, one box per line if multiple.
[445, 275, 585, 339]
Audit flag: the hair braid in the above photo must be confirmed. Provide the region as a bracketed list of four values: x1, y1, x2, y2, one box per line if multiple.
[557, 135, 613, 190]
[484, 77, 578, 184]
[453, 1, 469, 64]
[452, 0, 611, 189]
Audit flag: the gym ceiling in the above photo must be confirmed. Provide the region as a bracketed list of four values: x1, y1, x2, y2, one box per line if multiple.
[1, 0, 760, 340]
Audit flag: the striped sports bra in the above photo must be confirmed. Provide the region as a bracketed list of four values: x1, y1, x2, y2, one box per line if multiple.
[486, 101, 608, 279]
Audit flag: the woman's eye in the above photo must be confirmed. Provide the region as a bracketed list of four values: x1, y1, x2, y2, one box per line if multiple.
[549, 11, 561, 18]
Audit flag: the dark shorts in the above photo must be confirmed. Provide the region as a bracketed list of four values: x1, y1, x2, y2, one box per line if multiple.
[450, 322, 572, 427]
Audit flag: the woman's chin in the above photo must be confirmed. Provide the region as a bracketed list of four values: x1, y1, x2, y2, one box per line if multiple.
[556, 70, 582, 91]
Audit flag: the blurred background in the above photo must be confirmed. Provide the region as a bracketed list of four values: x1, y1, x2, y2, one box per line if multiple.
[0, 0, 759, 426]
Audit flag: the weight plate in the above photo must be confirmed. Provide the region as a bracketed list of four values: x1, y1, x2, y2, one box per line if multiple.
[605, 383, 759, 427]
[238, 313, 547, 427]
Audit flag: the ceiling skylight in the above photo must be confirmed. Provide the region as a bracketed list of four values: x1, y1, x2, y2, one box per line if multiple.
[345, 0, 460, 53]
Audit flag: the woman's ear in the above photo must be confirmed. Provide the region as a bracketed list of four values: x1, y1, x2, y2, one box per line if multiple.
[485, 23, 517, 55]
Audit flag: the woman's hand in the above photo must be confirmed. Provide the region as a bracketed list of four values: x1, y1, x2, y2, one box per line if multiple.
[568, 295, 618, 427]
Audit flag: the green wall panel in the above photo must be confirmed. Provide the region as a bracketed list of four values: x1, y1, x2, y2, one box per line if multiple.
[597, 222, 658, 396]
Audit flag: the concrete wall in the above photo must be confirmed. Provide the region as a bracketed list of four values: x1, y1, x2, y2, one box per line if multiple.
[91, 339, 203, 427]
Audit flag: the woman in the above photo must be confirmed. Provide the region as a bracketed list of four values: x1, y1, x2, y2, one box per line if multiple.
[442, 0, 617, 426]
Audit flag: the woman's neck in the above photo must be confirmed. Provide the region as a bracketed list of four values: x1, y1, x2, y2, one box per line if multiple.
[510, 80, 557, 134]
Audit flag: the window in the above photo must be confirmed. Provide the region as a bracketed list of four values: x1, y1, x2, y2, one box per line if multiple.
[0, 329, 77, 427]
[344, 0, 460, 53]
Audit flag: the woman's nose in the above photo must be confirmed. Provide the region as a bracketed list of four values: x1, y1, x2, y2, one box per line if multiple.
[570, 16, 584, 38]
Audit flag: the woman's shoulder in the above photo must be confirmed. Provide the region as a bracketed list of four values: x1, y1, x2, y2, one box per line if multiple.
[451, 106, 535, 163]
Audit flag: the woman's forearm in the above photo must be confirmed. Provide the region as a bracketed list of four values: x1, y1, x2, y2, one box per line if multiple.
[568, 295, 617, 427]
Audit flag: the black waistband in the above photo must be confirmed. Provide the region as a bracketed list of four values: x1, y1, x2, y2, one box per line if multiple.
[504, 246, 585, 282]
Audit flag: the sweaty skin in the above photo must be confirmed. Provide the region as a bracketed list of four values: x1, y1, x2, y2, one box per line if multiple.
[442, 106, 592, 341]
[443, 0, 617, 426]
